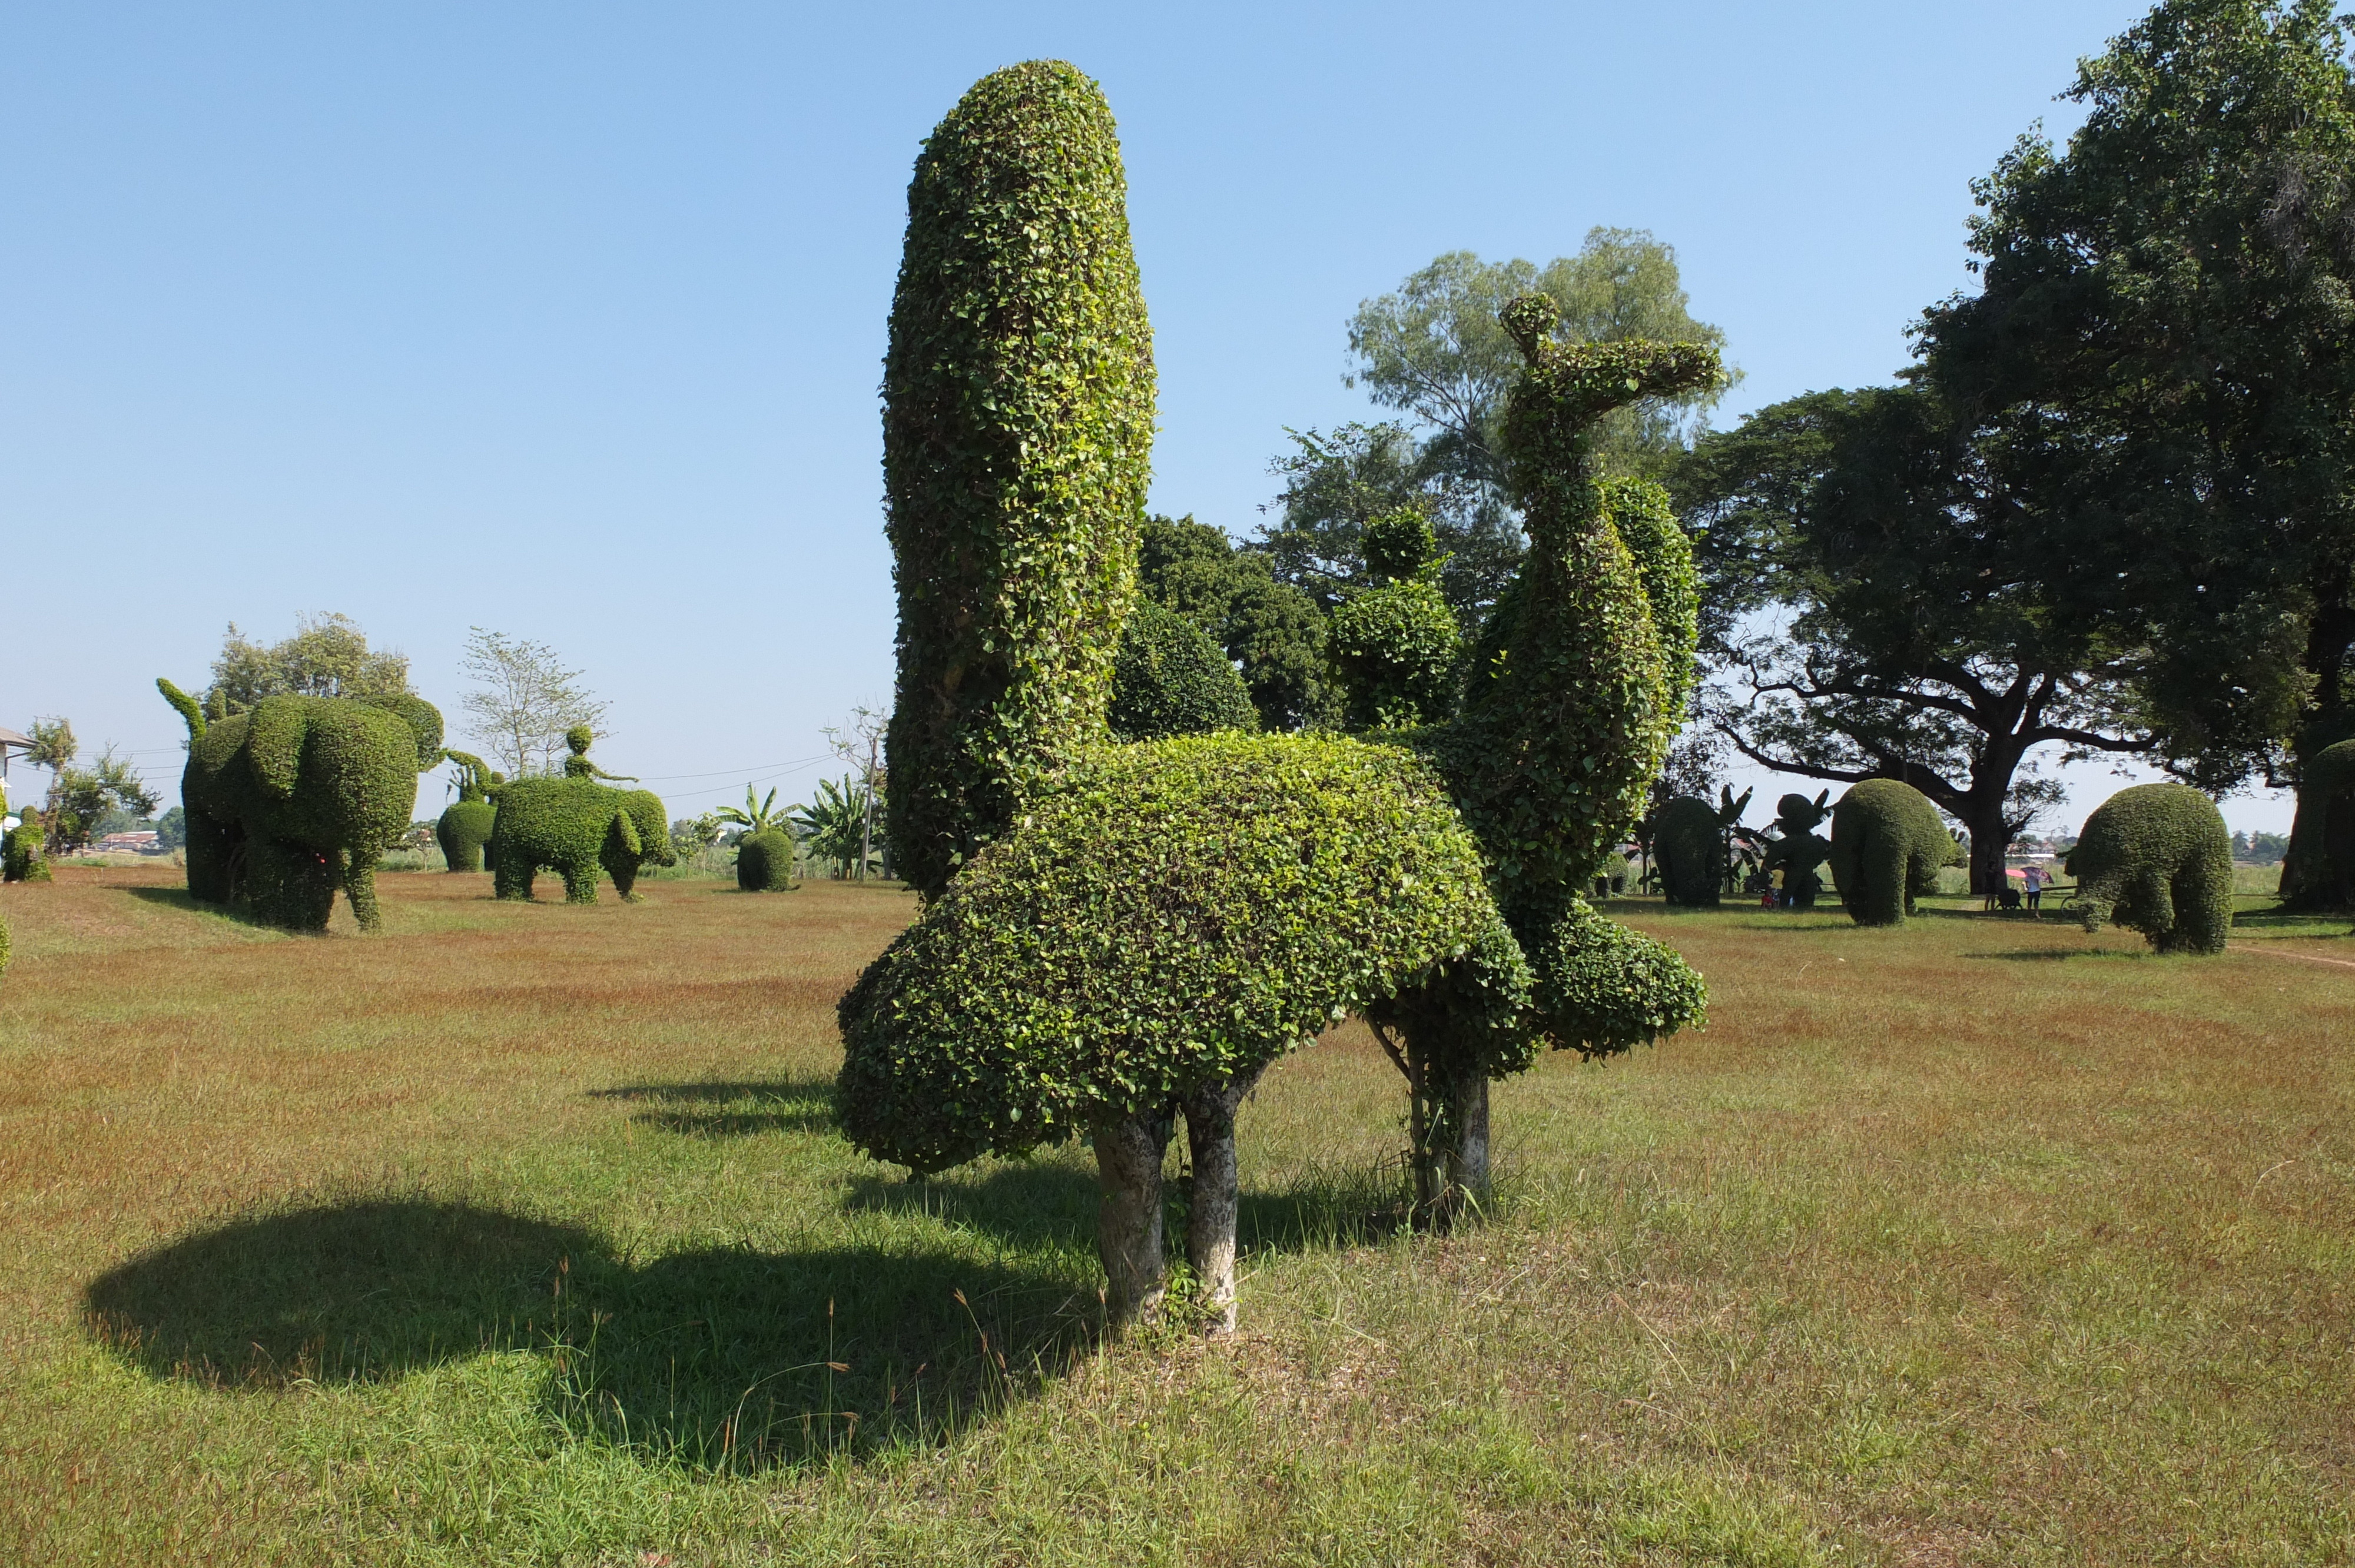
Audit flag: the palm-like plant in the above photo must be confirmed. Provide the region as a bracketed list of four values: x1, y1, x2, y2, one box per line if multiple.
[789, 775, 877, 878]
[715, 785, 791, 837]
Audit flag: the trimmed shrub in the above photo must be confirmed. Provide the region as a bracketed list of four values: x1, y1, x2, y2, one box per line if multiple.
[1828, 779, 1955, 926]
[490, 779, 674, 904]
[1328, 579, 1462, 731]
[1600, 477, 1700, 723]
[2065, 782, 2233, 954]
[2279, 738, 2355, 912]
[1653, 798, 1725, 906]
[158, 679, 440, 932]
[838, 732, 1518, 1176]
[436, 801, 496, 873]
[2, 821, 47, 883]
[1762, 790, 1832, 907]
[1108, 603, 1257, 740]
[1527, 895, 1707, 1056]
[881, 59, 1155, 898]
[736, 828, 796, 892]
[0, 911, 10, 977]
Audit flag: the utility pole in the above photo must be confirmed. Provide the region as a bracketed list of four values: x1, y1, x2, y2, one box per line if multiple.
[860, 732, 877, 883]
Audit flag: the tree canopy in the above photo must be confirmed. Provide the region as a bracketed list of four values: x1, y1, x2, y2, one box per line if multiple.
[206, 613, 410, 716]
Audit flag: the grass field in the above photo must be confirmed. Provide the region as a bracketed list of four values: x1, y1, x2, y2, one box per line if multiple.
[1, 866, 2348, 1566]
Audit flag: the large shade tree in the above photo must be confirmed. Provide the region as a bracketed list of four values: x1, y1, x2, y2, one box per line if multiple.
[1917, 0, 2355, 905]
[1675, 386, 2154, 892]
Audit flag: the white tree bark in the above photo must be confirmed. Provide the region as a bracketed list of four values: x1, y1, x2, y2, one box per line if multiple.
[1180, 1071, 1262, 1336]
[1091, 1112, 1168, 1329]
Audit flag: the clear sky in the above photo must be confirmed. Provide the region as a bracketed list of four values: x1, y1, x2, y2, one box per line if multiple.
[3, 1, 2287, 836]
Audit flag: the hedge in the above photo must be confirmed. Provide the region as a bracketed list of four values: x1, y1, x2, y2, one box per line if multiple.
[490, 779, 675, 904]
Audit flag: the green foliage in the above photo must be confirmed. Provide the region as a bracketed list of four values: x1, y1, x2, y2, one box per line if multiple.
[1327, 579, 1461, 732]
[1600, 477, 1699, 725]
[2, 822, 46, 883]
[790, 777, 880, 879]
[1139, 515, 1335, 731]
[205, 613, 411, 714]
[460, 629, 609, 780]
[882, 59, 1155, 899]
[840, 733, 1517, 1174]
[1444, 298, 1722, 926]
[1107, 602, 1257, 741]
[1527, 895, 1708, 1057]
[160, 679, 444, 932]
[2065, 782, 2234, 954]
[435, 801, 496, 873]
[1761, 791, 1832, 908]
[1828, 779, 1956, 928]
[2278, 739, 2355, 909]
[489, 779, 674, 904]
[714, 785, 790, 836]
[735, 829, 797, 893]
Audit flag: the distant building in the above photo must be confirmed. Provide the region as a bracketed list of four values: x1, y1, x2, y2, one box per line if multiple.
[95, 830, 162, 853]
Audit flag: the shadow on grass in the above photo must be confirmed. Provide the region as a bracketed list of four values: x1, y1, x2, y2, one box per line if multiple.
[589, 1077, 838, 1138]
[1961, 946, 2145, 962]
[84, 1197, 1095, 1472]
[118, 885, 282, 932]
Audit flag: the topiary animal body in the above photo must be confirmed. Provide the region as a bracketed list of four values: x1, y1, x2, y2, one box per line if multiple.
[435, 750, 499, 873]
[841, 733, 1522, 1323]
[157, 677, 442, 932]
[1828, 779, 1955, 927]
[489, 779, 674, 903]
[2064, 782, 2233, 954]
[735, 828, 795, 892]
[2278, 738, 2355, 913]
[881, 60, 1155, 899]
[1108, 603, 1256, 740]
[1653, 797, 1729, 906]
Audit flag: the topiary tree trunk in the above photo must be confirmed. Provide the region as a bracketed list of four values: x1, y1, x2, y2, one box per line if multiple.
[881, 59, 1155, 901]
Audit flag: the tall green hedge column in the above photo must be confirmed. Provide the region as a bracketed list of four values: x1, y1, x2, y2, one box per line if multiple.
[881, 59, 1156, 900]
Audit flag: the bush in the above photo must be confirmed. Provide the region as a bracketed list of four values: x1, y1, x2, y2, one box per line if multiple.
[159, 679, 443, 932]
[435, 800, 496, 873]
[838, 732, 1517, 1175]
[0, 911, 10, 978]
[736, 828, 796, 892]
[2280, 738, 2355, 911]
[1827, 779, 1955, 927]
[1108, 603, 1257, 740]
[2065, 782, 2233, 954]
[881, 59, 1155, 898]
[490, 779, 675, 904]
[1527, 895, 1707, 1057]
[1652, 797, 1724, 906]
[2, 822, 47, 883]
[1328, 579, 1462, 730]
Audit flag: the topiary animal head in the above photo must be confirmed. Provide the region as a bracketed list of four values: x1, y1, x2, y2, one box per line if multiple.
[1498, 295, 1723, 474]
[1774, 790, 1830, 835]
[565, 725, 595, 756]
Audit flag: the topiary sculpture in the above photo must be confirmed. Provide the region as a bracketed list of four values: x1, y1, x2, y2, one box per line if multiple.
[156, 677, 444, 932]
[489, 779, 674, 903]
[435, 751, 499, 873]
[735, 828, 795, 892]
[881, 59, 1154, 901]
[1108, 602, 1257, 740]
[1653, 793, 1741, 907]
[1761, 790, 1832, 907]
[1827, 779, 1955, 927]
[841, 733, 1522, 1326]
[2278, 738, 2355, 913]
[2064, 782, 2233, 954]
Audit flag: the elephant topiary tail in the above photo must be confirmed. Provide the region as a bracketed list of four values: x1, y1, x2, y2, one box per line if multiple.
[156, 678, 206, 740]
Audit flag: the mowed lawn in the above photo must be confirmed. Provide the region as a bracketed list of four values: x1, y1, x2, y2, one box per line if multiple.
[0, 867, 2349, 1567]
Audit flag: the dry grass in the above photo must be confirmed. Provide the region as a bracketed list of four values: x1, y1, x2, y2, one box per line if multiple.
[0, 868, 2348, 1566]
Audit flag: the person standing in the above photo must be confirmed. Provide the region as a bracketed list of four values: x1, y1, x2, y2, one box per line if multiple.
[2021, 860, 2048, 916]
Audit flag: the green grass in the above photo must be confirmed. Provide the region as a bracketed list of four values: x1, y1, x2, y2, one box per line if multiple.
[1, 866, 2350, 1564]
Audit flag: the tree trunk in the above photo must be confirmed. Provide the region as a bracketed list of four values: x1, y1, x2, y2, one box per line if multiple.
[1439, 1060, 1491, 1221]
[1090, 1112, 1169, 1330]
[1963, 796, 2012, 896]
[1180, 1069, 1262, 1336]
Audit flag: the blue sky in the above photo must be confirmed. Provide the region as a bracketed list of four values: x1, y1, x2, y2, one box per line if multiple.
[3, 1, 2286, 834]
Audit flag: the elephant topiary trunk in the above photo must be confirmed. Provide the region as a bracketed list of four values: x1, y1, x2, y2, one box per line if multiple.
[2065, 782, 2233, 954]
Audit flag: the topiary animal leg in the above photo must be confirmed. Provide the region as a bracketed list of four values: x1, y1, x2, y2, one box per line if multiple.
[1180, 1069, 1263, 1337]
[561, 861, 599, 905]
[343, 851, 382, 933]
[2165, 862, 2232, 955]
[2075, 873, 2115, 934]
[1092, 1112, 1169, 1330]
[248, 838, 338, 931]
[183, 810, 236, 904]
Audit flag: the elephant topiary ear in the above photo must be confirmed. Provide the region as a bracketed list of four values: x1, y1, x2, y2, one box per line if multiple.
[609, 809, 642, 858]
[246, 698, 308, 799]
[358, 694, 446, 770]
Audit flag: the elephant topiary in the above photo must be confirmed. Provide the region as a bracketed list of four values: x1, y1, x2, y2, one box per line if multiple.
[1761, 790, 1832, 907]
[489, 779, 673, 903]
[1827, 779, 1954, 927]
[2277, 739, 2355, 913]
[434, 751, 500, 873]
[735, 828, 795, 892]
[2064, 782, 2233, 954]
[157, 678, 444, 932]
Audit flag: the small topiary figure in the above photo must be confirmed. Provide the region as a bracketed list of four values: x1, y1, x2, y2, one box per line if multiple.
[157, 677, 443, 932]
[1762, 790, 1832, 907]
[1828, 779, 1955, 927]
[434, 751, 499, 873]
[1326, 509, 1463, 730]
[2064, 782, 2233, 954]
[489, 779, 674, 903]
[735, 828, 796, 892]
[1107, 603, 1257, 740]
[1, 778, 47, 883]
[881, 59, 1155, 899]
[1653, 787, 1750, 908]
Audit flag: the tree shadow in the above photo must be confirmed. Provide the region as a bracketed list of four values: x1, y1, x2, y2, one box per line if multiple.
[1961, 946, 2140, 962]
[589, 1077, 838, 1138]
[118, 885, 280, 931]
[84, 1198, 1095, 1472]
